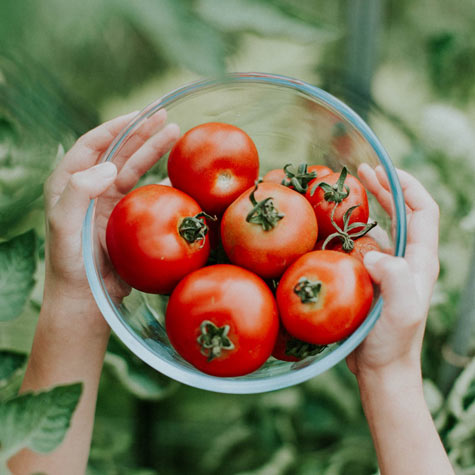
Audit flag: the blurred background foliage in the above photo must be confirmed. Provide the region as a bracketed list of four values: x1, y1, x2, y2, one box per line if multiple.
[0, 0, 474, 473]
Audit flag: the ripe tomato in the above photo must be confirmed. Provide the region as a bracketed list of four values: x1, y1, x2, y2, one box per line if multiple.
[305, 167, 369, 239]
[221, 182, 318, 279]
[317, 235, 382, 264]
[263, 164, 332, 192]
[272, 324, 326, 362]
[165, 264, 279, 377]
[167, 122, 259, 216]
[276, 250, 373, 345]
[106, 184, 212, 294]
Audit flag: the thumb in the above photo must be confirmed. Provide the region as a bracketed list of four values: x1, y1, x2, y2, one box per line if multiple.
[364, 251, 419, 324]
[49, 162, 117, 237]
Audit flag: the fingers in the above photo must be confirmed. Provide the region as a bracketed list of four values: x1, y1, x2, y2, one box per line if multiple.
[364, 251, 423, 328]
[114, 123, 180, 194]
[45, 111, 139, 206]
[48, 162, 117, 240]
[112, 108, 169, 171]
[357, 163, 394, 217]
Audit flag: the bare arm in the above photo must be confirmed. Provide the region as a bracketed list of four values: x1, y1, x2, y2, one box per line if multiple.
[347, 165, 454, 475]
[9, 110, 179, 474]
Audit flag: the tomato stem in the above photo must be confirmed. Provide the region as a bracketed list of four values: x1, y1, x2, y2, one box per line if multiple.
[281, 163, 317, 194]
[322, 203, 377, 251]
[197, 320, 235, 362]
[294, 277, 322, 304]
[310, 166, 350, 203]
[179, 212, 217, 246]
[246, 181, 284, 231]
[285, 337, 327, 359]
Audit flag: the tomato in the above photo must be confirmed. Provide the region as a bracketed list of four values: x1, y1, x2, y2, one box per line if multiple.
[106, 184, 212, 294]
[165, 264, 279, 377]
[263, 164, 332, 192]
[305, 167, 370, 239]
[272, 324, 326, 362]
[221, 182, 318, 279]
[317, 235, 382, 264]
[276, 250, 373, 345]
[167, 122, 259, 216]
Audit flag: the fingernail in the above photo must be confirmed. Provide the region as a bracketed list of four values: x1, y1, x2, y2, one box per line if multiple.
[94, 162, 117, 178]
[364, 251, 385, 267]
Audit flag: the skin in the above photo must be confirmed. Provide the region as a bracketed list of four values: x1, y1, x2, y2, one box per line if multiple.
[167, 122, 259, 216]
[276, 250, 374, 345]
[306, 171, 370, 239]
[8, 109, 180, 475]
[106, 184, 210, 294]
[348, 163, 454, 475]
[9, 111, 453, 474]
[166, 264, 279, 377]
[221, 182, 318, 279]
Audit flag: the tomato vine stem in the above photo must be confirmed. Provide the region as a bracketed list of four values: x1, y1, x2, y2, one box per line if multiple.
[310, 166, 350, 203]
[179, 212, 217, 246]
[197, 320, 235, 362]
[322, 203, 377, 251]
[246, 181, 284, 231]
[281, 163, 317, 193]
[294, 277, 322, 303]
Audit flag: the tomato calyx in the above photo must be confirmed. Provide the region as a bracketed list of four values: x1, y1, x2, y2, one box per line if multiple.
[294, 277, 322, 303]
[197, 320, 235, 362]
[179, 212, 217, 246]
[281, 163, 317, 193]
[246, 182, 285, 231]
[285, 337, 327, 359]
[310, 166, 350, 203]
[322, 204, 377, 252]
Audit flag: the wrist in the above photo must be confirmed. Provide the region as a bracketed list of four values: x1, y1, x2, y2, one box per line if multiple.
[39, 289, 111, 342]
[356, 361, 424, 397]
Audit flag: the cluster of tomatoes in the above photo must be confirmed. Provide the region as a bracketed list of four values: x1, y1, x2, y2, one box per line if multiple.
[106, 122, 380, 377]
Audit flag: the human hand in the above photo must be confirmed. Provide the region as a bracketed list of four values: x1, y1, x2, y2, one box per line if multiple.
[346, 164, 440, 379]
[43, 109, 179, 337]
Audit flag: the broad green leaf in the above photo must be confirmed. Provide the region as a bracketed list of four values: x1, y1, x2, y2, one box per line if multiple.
[104, 334, 177, 401]
[116, 0, 226, 76]
[0, 231, 36, 322]
[0, 300, 39, 353]
[0, 382, 82, 471]
[198, 0, 338, 42]
[0, 351, 27, 402]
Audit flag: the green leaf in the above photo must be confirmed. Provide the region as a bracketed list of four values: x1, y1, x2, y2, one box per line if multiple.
[104, 334, 177, 401]
[0, 351, 27, 402]
[117, 0, 226, 76]
[198, 0, 338, 42]
[0, 382, 83, 470]
[0, 231, 36, 322]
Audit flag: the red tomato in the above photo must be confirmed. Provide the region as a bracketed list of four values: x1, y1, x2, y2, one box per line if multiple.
[106, 184, 211, 294]
[221, 182, 318, 279]
[263, 164, 332, 192]
[276, 250, 373, 345]
[165, 264, 279, 377]
[305, 167, 369, 239]
[272, 324, 326, 362]
[167, 122, 259, 216]
[317, 235, 382, 264]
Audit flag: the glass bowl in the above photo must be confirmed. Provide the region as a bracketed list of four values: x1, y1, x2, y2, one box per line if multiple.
[83, 72, 406, 394]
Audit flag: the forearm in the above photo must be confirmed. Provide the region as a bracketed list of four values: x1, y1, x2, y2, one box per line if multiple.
[8, 299, 109, 475]
[357, 365, 454, 475]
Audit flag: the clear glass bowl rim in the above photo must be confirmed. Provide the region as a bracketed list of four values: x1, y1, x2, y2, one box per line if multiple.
[83, 72, 407, 394]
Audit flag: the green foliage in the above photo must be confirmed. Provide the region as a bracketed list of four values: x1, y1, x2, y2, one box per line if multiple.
[0, 382, 82, 473]
[0, 0, 474, 474]
[0, 231, 36, 322]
